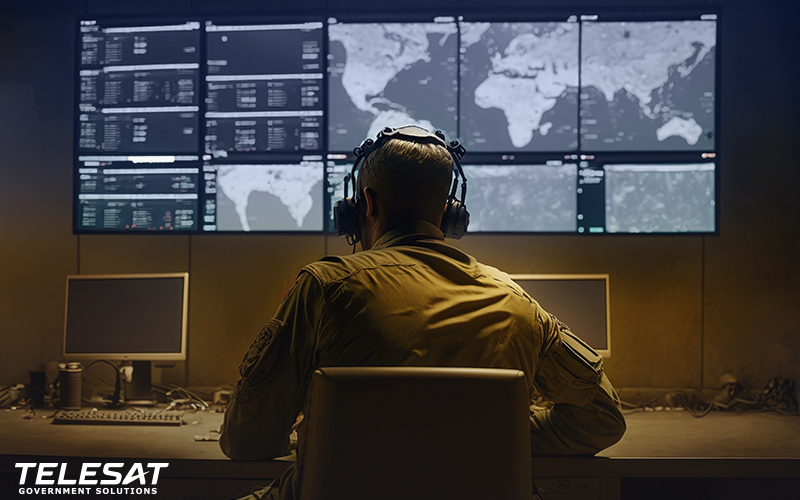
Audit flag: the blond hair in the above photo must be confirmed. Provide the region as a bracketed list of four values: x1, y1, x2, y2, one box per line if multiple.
[359, 138, 453, 225]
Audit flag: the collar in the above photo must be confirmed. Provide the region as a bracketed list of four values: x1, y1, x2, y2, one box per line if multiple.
[370, 220, 445, 251]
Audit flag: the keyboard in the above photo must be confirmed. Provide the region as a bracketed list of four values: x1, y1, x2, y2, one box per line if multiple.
[53, 410, 184, 426]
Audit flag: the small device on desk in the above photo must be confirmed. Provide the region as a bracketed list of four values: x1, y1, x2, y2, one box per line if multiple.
[52, 409, 185, 426]
[63, 273, 189, 406]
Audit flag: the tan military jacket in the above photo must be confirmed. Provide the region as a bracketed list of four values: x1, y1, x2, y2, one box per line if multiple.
[220, 221, 625, 497]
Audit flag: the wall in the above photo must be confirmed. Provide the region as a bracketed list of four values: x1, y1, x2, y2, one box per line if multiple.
[1, 0, 798, 392]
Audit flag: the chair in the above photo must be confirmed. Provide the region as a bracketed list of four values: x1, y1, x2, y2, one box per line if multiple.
[300, 366, 532, 500]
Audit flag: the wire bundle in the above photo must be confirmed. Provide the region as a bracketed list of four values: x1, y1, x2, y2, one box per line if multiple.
[620, 377, 799, 418]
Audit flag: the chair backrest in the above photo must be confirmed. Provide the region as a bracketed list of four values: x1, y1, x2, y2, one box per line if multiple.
[300, 366, 532, 500]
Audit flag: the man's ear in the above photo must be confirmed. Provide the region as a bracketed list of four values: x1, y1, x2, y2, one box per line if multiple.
[362, 187, 378, 219]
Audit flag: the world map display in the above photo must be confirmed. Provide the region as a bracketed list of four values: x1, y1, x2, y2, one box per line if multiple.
[604, 163, 715, 233]
[214, 163, 324, 231]
[75, 17, 719, 235]
[460, 22, 579, 151]
[580, 21, 716, 151]
[328, 22, 458, 151]
[463, 164, 577, 232]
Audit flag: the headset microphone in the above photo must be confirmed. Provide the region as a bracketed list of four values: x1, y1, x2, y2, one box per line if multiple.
[333, 126, 469, 246]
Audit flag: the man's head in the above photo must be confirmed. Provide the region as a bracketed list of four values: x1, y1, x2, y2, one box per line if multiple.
[357, 136, 454, 249]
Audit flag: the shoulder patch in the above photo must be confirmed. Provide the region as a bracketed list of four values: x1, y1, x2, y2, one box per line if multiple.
[281, 281, 298, 303]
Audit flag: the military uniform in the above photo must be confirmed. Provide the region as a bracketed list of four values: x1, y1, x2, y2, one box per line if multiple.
[221, 220, 626, 499]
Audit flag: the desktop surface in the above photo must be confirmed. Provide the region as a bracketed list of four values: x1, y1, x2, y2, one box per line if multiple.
[1, 409, 798, 500]
[1, 408, 798, 465]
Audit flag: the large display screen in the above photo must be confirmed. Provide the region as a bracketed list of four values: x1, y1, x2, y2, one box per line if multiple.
[462, 163, 578, 232]
[459, 22, 579, 152]
[205, 22, 324, 157]
[74, 13, 719, 235]
[203, 157, 324, 232]
[77, 21, 201, 154]
[76, 155, 200, 231]
[580, 20, 716, 152]
[327, 22, 459, 152]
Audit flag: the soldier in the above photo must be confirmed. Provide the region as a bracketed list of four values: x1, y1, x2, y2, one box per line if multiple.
[221, 126, 625, 500]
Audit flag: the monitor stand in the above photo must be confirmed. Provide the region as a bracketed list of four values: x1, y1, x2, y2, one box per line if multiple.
[124, 361, 157, 406]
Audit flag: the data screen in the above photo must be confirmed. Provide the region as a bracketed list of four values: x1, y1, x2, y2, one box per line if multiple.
[204, 22, 324, 156]
[78, 109, 199, 153]
[327, 22, 458, 151]
[463, 163, 578, 232]
[78, 21, 201, 154]
[580, 20, 716, 152]
[75, 14, 719, 235]
[203, 158, 324, 232]
[460, 22, 579, 152]
[76, 155, 200, 231]
[79, 23, 200, 66]
[604, 163, 716, 233]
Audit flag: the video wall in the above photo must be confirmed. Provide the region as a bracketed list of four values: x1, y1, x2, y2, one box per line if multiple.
[75, 12, 718, 234]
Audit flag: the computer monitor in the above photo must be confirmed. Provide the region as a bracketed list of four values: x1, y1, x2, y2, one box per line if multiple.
[510, 274, 610, 357]
[327, 20, 459, 152]
[203, 157, 325, 232]
[75, 155, 201, 232]
[603, 162, 716, 233]
[63, 273, 189, 403]
[77, 20, 202, 154]
[462, 163, 578, 232]
[204, 21, 325, 156]
[580, 19, 716, 152]
[75, 11, 719, 235]
[459, 21, 580, 152]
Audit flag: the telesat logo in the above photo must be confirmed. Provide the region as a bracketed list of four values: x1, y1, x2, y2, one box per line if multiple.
[15, 462, 168, 496]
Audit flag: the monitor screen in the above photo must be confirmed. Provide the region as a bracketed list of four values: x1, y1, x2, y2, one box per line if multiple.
[603, 162, 716, 233]
[75, 155, 200, 231]
[462, 163, 577, 232]
[63, 273, 188, 360]
[580, 20, 716, 152]
[510, 274, 610, 356]
[205, 21, 324, 156]
[327, 21, 459, 152]
[204, 158, 324, 232]
[77, 21, 201, 154]
[75, 12, 719, 235]
[575, 160, 717, 234]
[459, 21, 579, 152]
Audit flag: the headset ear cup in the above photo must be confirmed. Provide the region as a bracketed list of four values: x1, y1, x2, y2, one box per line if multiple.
[334, 198, 358, 238]
[441, 199, 469, 239]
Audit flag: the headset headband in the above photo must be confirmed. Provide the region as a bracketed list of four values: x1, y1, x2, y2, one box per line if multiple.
[342, 126, 468, 206]
[336, 125, 469, 247]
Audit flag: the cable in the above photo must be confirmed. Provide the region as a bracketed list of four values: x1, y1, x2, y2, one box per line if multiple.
[82, 360, 124, 408]
[618, 379, 799, 418]
[166, 384, 209, 409]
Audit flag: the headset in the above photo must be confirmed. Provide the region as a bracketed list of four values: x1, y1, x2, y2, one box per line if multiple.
[334, 125, 470, 246]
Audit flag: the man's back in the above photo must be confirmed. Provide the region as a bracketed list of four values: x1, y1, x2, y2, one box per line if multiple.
[305, 221, 545, 389]
[222, 221, 623, 497]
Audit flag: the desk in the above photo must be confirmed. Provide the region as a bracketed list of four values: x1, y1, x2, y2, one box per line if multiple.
[1, 409, 799, 499]
[0, 409, 287, 499]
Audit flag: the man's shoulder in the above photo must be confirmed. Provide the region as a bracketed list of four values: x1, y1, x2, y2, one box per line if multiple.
[301, 249, 405, 284]
[473, 261, 532, 299]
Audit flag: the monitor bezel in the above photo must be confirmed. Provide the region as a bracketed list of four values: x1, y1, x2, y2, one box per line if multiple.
[509, 273, 610, 358]
[62, 272, 189, 361]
